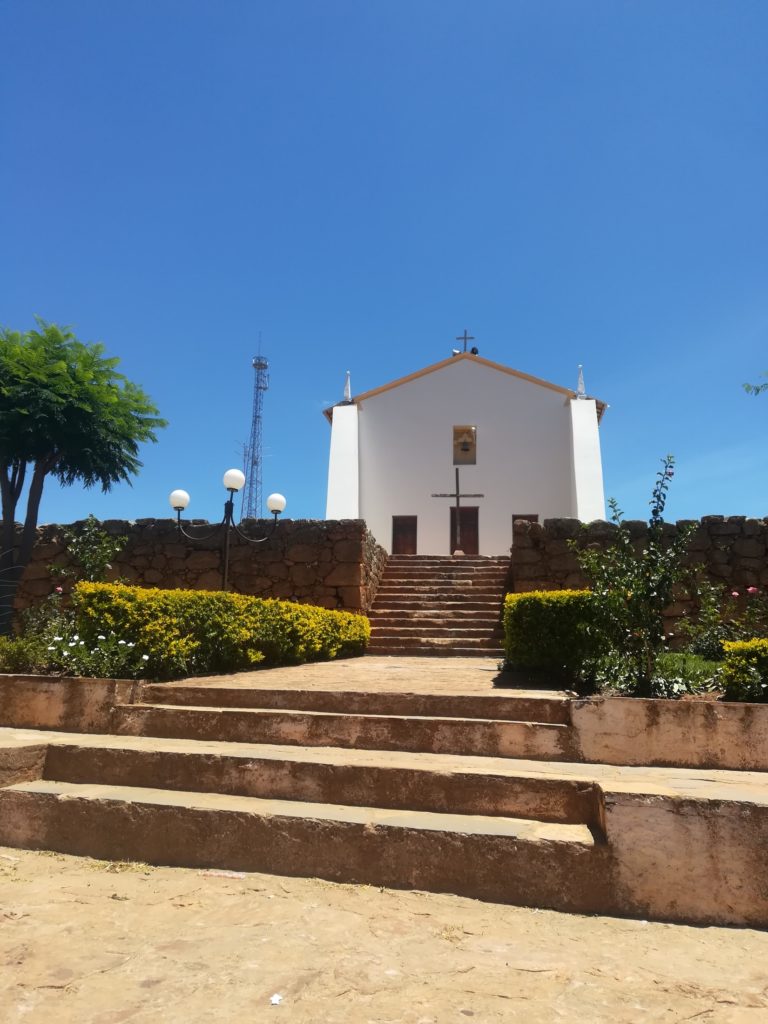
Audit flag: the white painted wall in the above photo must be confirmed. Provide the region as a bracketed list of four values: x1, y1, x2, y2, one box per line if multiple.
[351, 358, 589, 554]
[569, 399, 606, 522]
[325, 404, 360, 519]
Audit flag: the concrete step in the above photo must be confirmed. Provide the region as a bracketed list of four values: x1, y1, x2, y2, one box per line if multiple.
[38, 740, 599, 824]
[368, 610, 502, 623]
[381, 570, 508, 580]
[369, 600, 503, 612]
[366, 645, 505, 658]
[372, 618, 505, 634]
[111, 703, 574, 760]
[138, 686, 571, 724]
[368, 635, 504, 650]
[374, 586, 505, 598]
[0, 780, 601, 910]
[386, 557, 510, 565]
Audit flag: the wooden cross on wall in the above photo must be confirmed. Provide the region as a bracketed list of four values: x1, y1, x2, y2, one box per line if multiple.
[431, 468, 484, 553]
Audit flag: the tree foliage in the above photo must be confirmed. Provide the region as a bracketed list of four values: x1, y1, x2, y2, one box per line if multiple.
[0, 320, 166, 633]
[744, 373, 768, 396]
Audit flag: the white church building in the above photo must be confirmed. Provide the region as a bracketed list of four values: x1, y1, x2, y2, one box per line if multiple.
[324, 349, 606, 556]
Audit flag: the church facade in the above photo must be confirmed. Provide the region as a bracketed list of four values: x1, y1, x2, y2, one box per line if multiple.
[324, 351, 606, 556]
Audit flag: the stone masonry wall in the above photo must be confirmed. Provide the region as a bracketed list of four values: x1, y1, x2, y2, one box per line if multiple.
[512, 515, 768, 630]
[14, 518, 388, 617]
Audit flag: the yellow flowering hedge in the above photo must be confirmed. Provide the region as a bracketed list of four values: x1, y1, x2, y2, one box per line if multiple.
[72, 582, 370, 681]
[503, 589, 600, 679]
[719, 638, 768, 702]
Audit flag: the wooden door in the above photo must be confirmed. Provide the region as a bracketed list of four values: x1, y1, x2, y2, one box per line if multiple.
[392, 515, 417, 555]
[450, 506, 479, 555]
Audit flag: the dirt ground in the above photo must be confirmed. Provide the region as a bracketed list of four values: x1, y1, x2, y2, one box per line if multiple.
[1, 847, 767, 1023]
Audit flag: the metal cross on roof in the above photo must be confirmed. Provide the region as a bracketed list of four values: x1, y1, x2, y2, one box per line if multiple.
[455, 329, 475, 352]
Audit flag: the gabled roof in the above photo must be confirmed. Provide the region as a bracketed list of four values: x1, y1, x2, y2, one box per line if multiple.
[323, 352, 607, 422]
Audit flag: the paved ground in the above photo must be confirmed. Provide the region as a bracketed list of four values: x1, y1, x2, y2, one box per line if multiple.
[159, 655, 559, 697]
[1, 847, 767, 1024]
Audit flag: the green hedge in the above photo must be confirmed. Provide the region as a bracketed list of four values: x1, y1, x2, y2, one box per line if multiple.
[719, 638, 768, 702]
[72, 582, 370, 681]
[503, 589, 600, 680]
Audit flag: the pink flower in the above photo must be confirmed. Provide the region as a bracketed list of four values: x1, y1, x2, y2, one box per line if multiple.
[55, 586, 63, 594]
[748, 587, 759, 595]
[731, 591, 740, 598]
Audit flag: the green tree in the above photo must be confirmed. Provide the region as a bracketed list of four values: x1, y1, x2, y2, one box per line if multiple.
[744, 373, 768, 396]
[0, 321, 165, 634]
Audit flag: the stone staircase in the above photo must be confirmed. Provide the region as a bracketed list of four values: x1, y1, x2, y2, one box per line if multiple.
[2, 672, 768, 924]
[0, 683, 609, 914]
[367, 555, 509, 657]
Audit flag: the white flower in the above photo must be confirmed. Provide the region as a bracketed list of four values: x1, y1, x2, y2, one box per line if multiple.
[62, 650, 69, 657]
[128, 642, 135, 648]
[47, 645, 55, 651]
[118, 640, 126, 646]
[73, 635, 79, 641]
[79, 641, 85, 646]
[142, 655, 149, 661]
[68, 642, 76, 647]
[97, 635, 106, 641]
[53, 636, 63, 641]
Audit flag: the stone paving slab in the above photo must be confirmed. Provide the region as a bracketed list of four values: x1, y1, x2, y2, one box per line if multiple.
[150, 655, 562, 697]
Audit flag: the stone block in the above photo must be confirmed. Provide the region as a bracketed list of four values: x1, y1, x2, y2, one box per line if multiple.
[542, 518, 581, 539]
[513, 548, 543, 565]
[543, 539, 572, 555]
[143, 569, 164, 584]
[337, 585, 364, 610]
[733, 539, 765, 558]
[21, 561, 54, 582]
[625, 521, 648, 539]
[708, 522, 743, 536]
[324, 564, 362, 587]
[549, 554, 581, 573]
[333, 539, 363, 562]
[512, 564, 544, 580]
[286, 544, 320, 563]
[564, 573, 588, 588]
[743, 519, 764, 536]
[195, 570, 222, 591]
[185, 551, 220, 571]
[290, 564, 319, 587]
[687, 530, 712, 552]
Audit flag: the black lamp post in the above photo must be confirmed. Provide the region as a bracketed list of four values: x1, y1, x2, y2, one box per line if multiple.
[169, 469, 286, 590]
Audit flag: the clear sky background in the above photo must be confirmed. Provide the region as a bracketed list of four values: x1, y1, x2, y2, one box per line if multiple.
[2, 1, 767, 531]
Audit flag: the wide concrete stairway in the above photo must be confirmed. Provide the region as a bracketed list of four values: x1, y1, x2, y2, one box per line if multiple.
[367, 555, 508, 657]
[3, 668, 768, 925]
[0, 679, 613, 916]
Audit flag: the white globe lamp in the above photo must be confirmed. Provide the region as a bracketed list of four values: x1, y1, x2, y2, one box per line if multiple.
[169, 489, 190, 511]
[223, 468, 246, 492]
[266, 493, 287, 515]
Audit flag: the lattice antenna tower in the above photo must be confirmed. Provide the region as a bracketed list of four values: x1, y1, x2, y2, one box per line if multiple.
[242, 345, 269, 520]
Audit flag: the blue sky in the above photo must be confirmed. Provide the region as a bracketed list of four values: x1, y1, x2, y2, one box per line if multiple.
[2, 1, 767, 531]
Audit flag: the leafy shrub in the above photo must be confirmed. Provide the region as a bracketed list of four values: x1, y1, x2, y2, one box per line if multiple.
[0, 635, 50, 674]
[72, 582, 370, 680]
[0, 628, 149, 679]
[51, 513, 126, 584]
[681, 582, 768, 660]
[504, 589, 600, 686]
[718, 639, 768, 702]
[571, 455, 696, 696]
